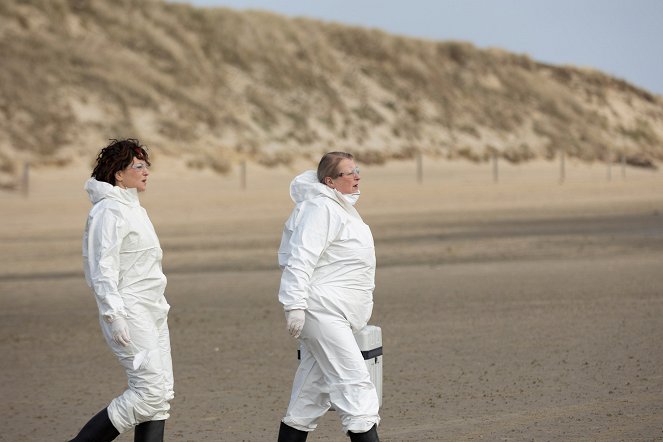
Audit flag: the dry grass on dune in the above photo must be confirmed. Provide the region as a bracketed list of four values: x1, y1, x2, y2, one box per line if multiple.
[1, 0, 663, 181]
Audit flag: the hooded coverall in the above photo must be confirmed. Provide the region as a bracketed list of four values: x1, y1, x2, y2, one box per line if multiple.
[278, 170, 380, 434]
[83, 178, 174, 433]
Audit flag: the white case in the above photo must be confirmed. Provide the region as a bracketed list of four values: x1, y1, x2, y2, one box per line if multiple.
[354, 325, 383, 407]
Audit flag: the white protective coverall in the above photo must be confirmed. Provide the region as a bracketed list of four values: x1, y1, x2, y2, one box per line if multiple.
[83, 178, 174, 433]
[278, 170, 380, 434]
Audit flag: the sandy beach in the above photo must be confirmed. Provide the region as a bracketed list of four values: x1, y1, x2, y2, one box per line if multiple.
[1, 157, 662, 441]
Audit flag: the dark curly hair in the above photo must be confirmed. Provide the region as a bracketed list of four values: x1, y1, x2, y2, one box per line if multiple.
[91, 138, 150, 185]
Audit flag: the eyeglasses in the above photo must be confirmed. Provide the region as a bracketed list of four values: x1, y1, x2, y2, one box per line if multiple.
[130, 162, 149, 171]
[336, 167, 360, 177]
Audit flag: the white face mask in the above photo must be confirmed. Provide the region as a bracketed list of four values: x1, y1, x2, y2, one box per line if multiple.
[336, 189, 360, 206]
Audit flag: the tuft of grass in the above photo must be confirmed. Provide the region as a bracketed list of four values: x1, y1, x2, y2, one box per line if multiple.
[619, 119, 660, 145]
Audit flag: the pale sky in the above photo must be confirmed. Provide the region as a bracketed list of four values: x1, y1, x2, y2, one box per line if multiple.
[173, 0, 663, 96]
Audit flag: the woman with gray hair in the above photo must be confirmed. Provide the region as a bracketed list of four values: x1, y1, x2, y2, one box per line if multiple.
[277, 152, 380, 441]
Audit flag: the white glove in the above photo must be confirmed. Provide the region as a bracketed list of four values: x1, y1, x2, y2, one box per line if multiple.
[285, 309, 305, 339]
[110, 317, 131, 347]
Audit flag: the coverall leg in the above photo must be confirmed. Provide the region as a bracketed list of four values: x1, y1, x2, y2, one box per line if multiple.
[283, 299, 380, 434]
[100, 303, 174, 433]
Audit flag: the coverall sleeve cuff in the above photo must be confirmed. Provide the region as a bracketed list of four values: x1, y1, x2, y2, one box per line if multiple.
[283, 302, 308, 311]
[103, 310, 128, 323]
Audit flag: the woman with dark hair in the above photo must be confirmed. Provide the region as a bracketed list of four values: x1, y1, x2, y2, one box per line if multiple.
[69, 139, 174, 442]
[277, 152, 380, 441]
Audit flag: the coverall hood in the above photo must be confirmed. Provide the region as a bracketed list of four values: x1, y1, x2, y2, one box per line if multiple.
[289, 170, 328, 204]
[85, 177, 140, 207]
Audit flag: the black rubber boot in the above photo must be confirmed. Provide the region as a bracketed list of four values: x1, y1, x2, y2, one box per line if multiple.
[69, 407, 120, 442]
[134, 420, 165, 442]
[278, 421, 308, 442]
[348, 424, 379, 442]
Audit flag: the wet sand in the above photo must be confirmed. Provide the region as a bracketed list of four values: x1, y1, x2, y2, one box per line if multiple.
[1, 158, 662, 441]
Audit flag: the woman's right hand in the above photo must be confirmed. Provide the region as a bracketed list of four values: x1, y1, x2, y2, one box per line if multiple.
[285, 309, 306, 339]
[110, 317, 131, 347]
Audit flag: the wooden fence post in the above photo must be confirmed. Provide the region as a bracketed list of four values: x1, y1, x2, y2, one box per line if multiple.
[22, 162, 30, 197]
[416, 151, 423, 184]
[492, 151, 498, 183]
[240, 159, 247, 190]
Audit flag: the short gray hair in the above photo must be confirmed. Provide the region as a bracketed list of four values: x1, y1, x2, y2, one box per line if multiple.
[317, 152, 354, 183]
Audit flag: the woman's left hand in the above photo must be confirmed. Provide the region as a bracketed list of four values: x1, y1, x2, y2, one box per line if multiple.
[285, 309, 305, 339]
[110, 317, 132, 346]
